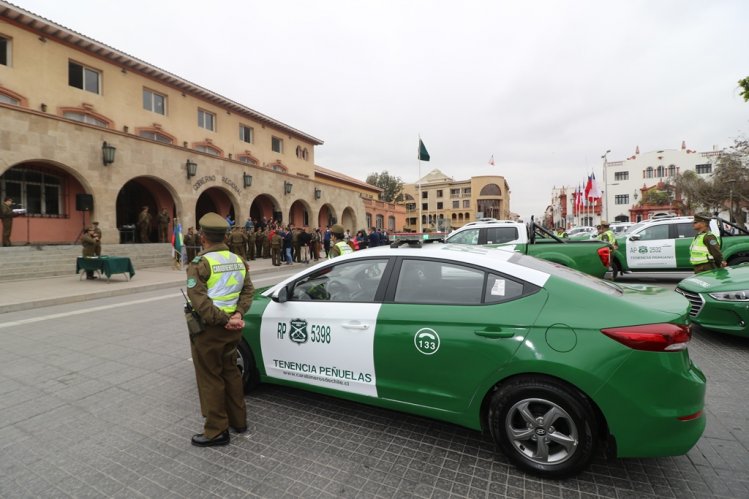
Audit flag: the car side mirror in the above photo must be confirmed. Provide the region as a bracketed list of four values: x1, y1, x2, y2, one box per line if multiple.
[629, 234, 640, 241]
[272, 285, 289, 303]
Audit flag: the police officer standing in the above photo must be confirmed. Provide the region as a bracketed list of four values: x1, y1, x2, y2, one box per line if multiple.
[137, 206, 151, 243]
[186, 213, 254, 447]
[597, 220, 618, 250]
[92, 221, 102, 256]
[81, 226, 99, 279]
[328, 224, 354, 259]
[690, 213, 727, 273]
[270, 228, 282, 266]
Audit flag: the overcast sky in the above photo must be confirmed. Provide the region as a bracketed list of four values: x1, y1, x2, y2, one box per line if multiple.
[14, 0, 749, 218]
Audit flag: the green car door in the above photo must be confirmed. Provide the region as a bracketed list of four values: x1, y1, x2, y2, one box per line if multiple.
[373, 257, 546, 418]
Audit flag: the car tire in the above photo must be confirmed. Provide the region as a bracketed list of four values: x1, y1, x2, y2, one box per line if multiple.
[236, 339, 259, 392]
[488, 376, 598, 479]
[728, 256, 749, 266]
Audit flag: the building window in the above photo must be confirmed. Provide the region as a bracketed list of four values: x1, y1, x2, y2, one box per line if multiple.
[143, 89, 166, 115]
[240, 125, 253, 144]
[463, 188, 471, 196]
[614, 171, 629, 181]
[437, 202, 443, 210]
[376, 215, 384, 229]
[295, 145, 309, 160]
[194, 144, 221, 156]
[436, 189, 443, 197]
[0, 166, 62, 216]
[0, 92, 19, 105]
[479, 184, 501, 196]
[388, 216, 395, 231]
[63, 110, 109, 128]
[667, 165, 676, 177]
[656, 165, 665, 177]
[450, 188, 460, 198]
[463, 200, 470, 208]
[421, 191, 428, 199]
[198, 109, 215, 131]
[68, 61, 100, 94]
[272, 136, 283, 153]
[366, 213, 372, 228]
[615, 194, 629, 205]
[139, 130, 173, 144]
[0, 36, 10, 66]
[422, 203, 428, 210]
[452, 200, 459, 209]
[645, 166, 653, 179]
[696, 163, 712, 174]
[405, 203, 416, 212]
[238, 155, 258, 165]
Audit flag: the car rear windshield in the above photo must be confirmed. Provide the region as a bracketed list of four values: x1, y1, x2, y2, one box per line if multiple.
[507, 252, 621, 296]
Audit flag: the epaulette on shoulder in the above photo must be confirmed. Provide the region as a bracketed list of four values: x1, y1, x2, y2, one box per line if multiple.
[191, 256, 202, 264]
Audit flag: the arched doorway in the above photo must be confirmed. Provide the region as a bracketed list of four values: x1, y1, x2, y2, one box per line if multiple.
[318, 203, 337, 228]
[1, 160, 91, 244]
[250, 194, 280, 224]
[288, 199, 311, 227]
[116, 177, 175, 243]
[341, 207, 357, 232]
[196, 187, 235, 226]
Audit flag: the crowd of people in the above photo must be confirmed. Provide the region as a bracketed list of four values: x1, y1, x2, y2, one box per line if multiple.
[179, 216, 391, 266]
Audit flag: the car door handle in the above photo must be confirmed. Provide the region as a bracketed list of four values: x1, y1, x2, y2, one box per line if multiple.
[474, 329, 515, 339]
[342, 322, 369, 330]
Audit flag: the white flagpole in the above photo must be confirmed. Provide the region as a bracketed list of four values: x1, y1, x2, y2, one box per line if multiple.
[418, 135, 422, 233]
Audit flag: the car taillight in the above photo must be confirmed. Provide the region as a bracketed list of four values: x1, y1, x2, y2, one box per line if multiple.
[597, 246, 610, 268]
[600, 323, 691, 352]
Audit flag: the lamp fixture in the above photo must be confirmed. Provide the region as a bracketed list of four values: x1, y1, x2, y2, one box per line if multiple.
[186, 159, 197, 178]
[284, 181, 293, 194]
[314, 187, 322, 200]
[102, 141, 116, 166]
[243, 172, 253, 188]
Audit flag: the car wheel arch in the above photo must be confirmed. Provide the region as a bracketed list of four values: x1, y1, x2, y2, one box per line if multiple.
[236, 338, 260, 392]
[479, 373, 610, 444]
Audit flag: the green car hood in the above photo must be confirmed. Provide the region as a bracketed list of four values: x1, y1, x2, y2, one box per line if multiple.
[678, 264, 749, 292]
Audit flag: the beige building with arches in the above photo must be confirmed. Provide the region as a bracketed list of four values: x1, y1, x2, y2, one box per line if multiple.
[0, 2, 367, 245]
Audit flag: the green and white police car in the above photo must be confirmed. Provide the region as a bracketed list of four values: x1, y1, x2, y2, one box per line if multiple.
[237, 243, 706, 478]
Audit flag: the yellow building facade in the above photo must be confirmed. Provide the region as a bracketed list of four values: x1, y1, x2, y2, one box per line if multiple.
[0, 3, 368, 244]
[401, 169, 510, 232]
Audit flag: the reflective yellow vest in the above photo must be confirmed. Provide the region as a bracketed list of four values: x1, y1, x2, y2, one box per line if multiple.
[689, 232, 716, 265]
[328, 241, 354, 259]
[203, 250, 246, 313]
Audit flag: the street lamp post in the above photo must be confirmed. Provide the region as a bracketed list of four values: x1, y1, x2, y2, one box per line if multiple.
[601, 149, 611, 221]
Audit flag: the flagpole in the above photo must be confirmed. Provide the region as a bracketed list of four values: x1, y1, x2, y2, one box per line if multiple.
[417, 134, 422, 233]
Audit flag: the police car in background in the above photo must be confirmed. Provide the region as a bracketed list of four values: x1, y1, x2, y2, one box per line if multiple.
[237, 243, 705, 478]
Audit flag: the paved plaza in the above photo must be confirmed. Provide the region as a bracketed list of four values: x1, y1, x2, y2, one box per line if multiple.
[0, 280, 748, 498]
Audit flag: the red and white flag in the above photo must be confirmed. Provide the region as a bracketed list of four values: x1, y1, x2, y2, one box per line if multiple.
[488, 154, 495, 166]
[588, 172, 601, 200]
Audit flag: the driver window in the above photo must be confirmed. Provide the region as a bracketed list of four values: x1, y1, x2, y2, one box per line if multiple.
[637, 224, 669, 241]
[290, 259, 388, 302]
[447, 228, 480, 245]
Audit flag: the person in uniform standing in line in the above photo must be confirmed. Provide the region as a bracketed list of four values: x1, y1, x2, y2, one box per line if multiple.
[270, 228, 283, 266]
[262, 227, 271, 259]
[1, 196, 17, 247]
[92, 221, 102, 256]
[328, 224, 354, 259]
[186, 212, 254, 447]
[690, 213, 727, 273]
[81, 226, 99, 279]
[137, 206, 152, 243]
[323, 226, 331, 258]
[184, 227, 197, 262]
[228, 226, 246, 259]
[158, 208, 170, 243]
[246, 227, 256, 260]
[255, 227, 265, 259]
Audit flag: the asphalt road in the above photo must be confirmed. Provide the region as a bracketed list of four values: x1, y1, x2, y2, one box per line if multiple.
[1, 271, 747, 498]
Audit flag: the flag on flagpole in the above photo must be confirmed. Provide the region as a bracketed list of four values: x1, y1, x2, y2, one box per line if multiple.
[172, 222, 183, 258]
[418, 139, 430, 161]
[588, 172, 601, 200]
[488, 154, 495, 166]
[584, 175, 593, 201]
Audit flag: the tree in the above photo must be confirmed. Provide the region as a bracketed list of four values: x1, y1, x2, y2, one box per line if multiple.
[739, 77, 749, 102]
[671, 137, 749, 221]
[366, 171, 404, 203]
